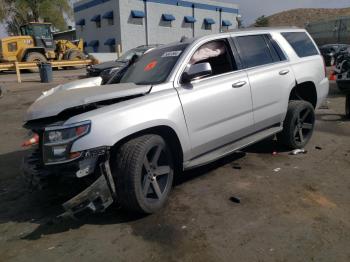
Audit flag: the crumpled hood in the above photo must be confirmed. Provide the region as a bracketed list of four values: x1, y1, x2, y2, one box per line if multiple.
[25, 82, 152, 121]
[37, 77, 103, 100]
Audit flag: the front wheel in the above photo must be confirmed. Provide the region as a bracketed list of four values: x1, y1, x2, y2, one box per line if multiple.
[112, 135, 174, 214]
[277, 100, 315, 149]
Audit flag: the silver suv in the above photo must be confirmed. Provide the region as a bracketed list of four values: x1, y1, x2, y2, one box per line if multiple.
[23, 28, 329, 215]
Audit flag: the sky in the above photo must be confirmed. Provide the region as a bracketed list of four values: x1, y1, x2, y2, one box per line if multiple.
[1, 0, 350, 37]
[226, 0, 350, 25]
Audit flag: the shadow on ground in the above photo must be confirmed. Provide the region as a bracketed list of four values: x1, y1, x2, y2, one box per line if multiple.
[0, 148, 248, 240]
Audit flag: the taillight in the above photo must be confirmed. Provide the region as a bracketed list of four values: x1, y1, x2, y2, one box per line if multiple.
[322, 57, 327, 78]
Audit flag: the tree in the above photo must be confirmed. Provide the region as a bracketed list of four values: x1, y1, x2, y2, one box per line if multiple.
[255, 15, 269, 27]
[0, 0, 72, 35]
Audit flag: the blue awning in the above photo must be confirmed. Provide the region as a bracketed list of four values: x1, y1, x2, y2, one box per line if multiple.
[76, 19, 85, 26]
[222, 20, 232, 26]
[204, 18, 215, 25]
[88, 40, 99, 47]
[91, 15, 101, 22]
[162, 14, 176, 21]
[104, 38, 116, 46]
[131, 10, 145, 18]
[184, 16, 196, 23]
[103, 11, 113, 19]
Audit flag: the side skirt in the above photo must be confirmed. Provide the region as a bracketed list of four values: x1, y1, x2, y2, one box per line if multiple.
[184, 125, 283, 170]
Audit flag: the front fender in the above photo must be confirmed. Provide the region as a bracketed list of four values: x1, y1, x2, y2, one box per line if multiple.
[66, 88, 192, 161]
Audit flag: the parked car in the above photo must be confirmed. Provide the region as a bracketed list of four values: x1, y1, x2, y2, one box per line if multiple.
[320, 44, 350, 66]
[86, 45, 159, 83]
[23, 28, 328, 216]
[333, 50, 350, 118]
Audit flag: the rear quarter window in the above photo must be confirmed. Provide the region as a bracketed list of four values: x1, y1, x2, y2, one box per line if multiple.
[281, 32, 319, 58]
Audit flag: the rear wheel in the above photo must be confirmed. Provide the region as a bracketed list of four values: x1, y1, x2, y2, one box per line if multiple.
[277, 100, 315, 149]
[112, 135, 174, 214]
[24, 52, 47, 73]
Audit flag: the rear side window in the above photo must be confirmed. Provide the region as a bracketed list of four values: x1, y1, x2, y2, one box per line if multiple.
[281, 32, 318, 57]
[266, 35, 287, 62]
[235, 35, 274, 68]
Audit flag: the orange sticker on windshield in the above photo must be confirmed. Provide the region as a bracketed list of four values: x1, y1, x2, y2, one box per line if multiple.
[144, 60, 158, 71]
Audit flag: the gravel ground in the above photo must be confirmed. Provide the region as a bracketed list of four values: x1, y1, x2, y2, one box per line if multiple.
[0, 69, 349, 262]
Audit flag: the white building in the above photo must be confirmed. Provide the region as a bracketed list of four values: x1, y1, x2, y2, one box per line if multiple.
[74, 0, 239, 53]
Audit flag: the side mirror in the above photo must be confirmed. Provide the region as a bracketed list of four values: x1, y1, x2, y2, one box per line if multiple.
[181, 62, 212, 83]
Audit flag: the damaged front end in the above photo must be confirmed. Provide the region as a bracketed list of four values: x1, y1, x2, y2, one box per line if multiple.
[22, 82, 153, 217]
[22, 138, 117, 218]
[61, 153, 117, 218]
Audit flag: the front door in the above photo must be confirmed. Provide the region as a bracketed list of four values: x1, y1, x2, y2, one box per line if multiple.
[176, 38, 255, 158]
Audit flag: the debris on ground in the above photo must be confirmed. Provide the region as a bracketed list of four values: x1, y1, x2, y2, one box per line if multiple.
[272, 151, 278, 156]
[315, 146, 322, 150]
[0, 86, 6, 98]
[290, 149, 307, 155]
[273, 168, 281, 172]
[181, 225, 187, 230]
[231, 163, 242, 170]
[229, 196, 241, 204]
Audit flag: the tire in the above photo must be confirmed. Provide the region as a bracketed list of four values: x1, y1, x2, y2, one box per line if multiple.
[277, 100, 315, 149]
[64, 50, 84, 69]
[112, 135, 174, 214]
[24, 52, 47, 73]
[346, 94, 350, 119]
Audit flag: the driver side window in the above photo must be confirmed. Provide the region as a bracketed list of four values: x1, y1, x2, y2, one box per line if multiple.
[189, 39, 237, 78]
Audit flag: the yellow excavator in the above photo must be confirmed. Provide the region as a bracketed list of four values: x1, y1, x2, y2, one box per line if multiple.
[0, 22, 84, 71]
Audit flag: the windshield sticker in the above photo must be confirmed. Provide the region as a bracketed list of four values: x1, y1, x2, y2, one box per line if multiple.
[144, 60, 158, 71]
[161, 51, 182, 58]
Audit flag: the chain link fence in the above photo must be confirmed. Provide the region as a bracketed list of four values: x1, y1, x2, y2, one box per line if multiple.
[306, 17, 350, 46]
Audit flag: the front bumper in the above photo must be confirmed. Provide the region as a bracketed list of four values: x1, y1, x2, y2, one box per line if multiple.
[22, 147, 117, 218]
[86, 67, 102, 77]
[61, 160, 116, 218]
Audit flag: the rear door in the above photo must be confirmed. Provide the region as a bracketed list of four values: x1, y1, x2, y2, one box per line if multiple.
[233, 34, 296, 131]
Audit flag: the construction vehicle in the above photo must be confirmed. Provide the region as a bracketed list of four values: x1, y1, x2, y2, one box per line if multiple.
[0, 22, 84, 71]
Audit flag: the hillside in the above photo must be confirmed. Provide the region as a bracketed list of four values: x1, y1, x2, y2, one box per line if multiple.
[265, 7, 350, 28]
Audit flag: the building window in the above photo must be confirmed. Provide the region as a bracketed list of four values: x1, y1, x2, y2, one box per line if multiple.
[88, 40, 99, 52]
[221, 20, 232, 32]
[91, 15, 101, 28]
[184, 16, 196, 24]
[161, 13, 175, 27]
[76, 19, 85, 31]
[204, 18, 215, 30]
[103, 11, 114, 25]
[104, 38, 116, 52]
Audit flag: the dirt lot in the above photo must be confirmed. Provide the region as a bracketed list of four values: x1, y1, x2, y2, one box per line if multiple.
[0, 69, 349, 262]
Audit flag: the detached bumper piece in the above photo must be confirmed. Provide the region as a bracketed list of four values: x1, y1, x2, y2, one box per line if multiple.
[61, 160, 117, 218]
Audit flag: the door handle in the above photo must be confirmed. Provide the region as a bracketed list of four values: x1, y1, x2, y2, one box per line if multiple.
[279, 70, 290, 75]
[232, 81, 247, 88]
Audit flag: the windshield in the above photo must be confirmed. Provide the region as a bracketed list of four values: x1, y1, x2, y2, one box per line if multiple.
[117, 49, 147, 62]
[120, 43, 189, 85]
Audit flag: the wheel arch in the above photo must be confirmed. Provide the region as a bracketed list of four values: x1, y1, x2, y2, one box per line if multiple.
[21, 48, 47, 61]
[289, 81, 317, 108]
[110, 125, 184, 173]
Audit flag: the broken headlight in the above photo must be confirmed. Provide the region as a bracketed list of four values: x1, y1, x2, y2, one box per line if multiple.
[43, 121, 91, 165]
